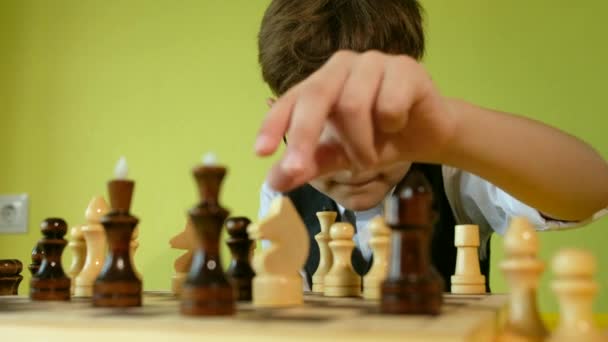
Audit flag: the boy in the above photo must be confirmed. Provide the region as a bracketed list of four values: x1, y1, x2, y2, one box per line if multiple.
[255, 0, 608, 290]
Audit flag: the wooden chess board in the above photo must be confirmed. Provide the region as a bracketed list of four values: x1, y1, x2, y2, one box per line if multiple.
[0, 292, 507, 341]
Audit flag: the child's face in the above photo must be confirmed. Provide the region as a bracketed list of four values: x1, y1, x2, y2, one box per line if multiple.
[309, 162, 411, 211]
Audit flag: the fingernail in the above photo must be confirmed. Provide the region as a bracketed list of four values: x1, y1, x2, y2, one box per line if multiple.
[255, 135, 272, 153]
[282, 152, 304, 172]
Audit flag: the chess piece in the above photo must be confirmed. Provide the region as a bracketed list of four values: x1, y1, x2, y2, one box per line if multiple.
[451, 224, 485, 294]
[312, 211, 337, 293]
[181, 155, 234, 316]
[169, 217, 198, 295]
[324, 222, 361, 297]
[0, 259, 23, 295]
[131, 225, 140, 279]
[363, 216, 390, 300]
[28, 243, 43, 276]
[225, 216, 255, 301]
[30, 218, 71, 301]
[381, 168, 443, 315]
[172, 252, 192, 295]
[549, 249, 603, 342]
[497, 217, 547, 342]
[74, 196, 109, 297]
[67, 224, 86, 294]
[248, 196, 309, 307]
[93, 157, 142, 307]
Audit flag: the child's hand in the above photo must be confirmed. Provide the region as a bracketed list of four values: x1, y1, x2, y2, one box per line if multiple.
[255, 50, 456, 192]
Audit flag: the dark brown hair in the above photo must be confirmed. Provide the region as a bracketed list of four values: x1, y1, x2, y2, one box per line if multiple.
[258, 0, 425, 95]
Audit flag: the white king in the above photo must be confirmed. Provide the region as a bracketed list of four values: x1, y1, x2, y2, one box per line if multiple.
[114, 156, 129, 179]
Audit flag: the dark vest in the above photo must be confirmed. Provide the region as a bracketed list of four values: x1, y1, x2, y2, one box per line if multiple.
[285, 163, 491, 292]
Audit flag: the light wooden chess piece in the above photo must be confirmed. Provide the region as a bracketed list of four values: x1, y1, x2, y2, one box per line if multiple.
[324, 222, 361, 297]
[131, 225, 140, 279]
[497, 217, 548, 342]
[248, 196, 309, 307]
[67, 224, 86, 295]
[549, 249, 603, 342]
[451, 224, 485, 294]
[312, 211, 337, 293]
[74, 196, 109, 297]
[363, 216, 390, 300]
[169, 217, 198, 295]
[172, 251, 192, 295]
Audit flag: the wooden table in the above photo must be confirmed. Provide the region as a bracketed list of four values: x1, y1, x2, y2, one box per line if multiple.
[0, 292, 507, 341]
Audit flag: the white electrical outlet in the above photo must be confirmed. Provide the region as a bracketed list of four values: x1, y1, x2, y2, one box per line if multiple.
[0, 194, 29, 234]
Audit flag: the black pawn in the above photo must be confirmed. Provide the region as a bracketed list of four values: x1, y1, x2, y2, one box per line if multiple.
[0, 259, 23, 295]
[381, 167, 443, 315]
[28, 243, 44, 276]
[225, 216, 255, 301]
[30, 218, 71, 301]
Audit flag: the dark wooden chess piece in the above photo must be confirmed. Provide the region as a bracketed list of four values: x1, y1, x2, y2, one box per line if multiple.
[93, 178, 142, 307]
[181, 162, 235, 316]
[0, 259, 23, 295]
[28, 243, 43, 276]
[30, 218, 71, 301]
[381, 167, 444, 315]
[225, 216, 255, 301]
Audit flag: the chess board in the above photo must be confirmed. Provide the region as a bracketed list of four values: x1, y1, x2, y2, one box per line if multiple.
[0, 292, 506, 341]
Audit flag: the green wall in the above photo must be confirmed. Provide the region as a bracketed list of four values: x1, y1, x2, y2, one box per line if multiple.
[0, 1, 606, 315]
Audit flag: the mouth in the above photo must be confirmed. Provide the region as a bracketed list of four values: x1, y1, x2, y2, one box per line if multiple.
[338, 180, 375, 187]
[331, 176, 381, 187]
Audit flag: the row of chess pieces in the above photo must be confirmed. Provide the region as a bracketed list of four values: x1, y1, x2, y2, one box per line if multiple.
[0, 157, 605, 341]
[498, 217, 605, 342]
[0, 166, 142, 306]
[0, 157, 266, 315]
[168, 162, 606, 341]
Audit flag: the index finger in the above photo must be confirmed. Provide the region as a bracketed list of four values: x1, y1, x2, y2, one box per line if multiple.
[255, 91, 297, 156]
[279, 51, 355, 176]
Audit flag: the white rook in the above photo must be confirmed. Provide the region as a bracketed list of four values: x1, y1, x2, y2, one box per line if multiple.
[450, 224, 485, 294]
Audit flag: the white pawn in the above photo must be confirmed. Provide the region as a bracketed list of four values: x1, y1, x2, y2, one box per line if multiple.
[74, 196, 109, 297]
[131, 225, 140, 279]
[363, 216, 390, 300]
[248, 196, 309, 307]
[497, 217, 548, 342]
[67, 224, 86, 295]
[549, 249, 603, 342]
[312, 211, 337, 293]
[324, 222, 361, 297]
[451, 224, 486, 294]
